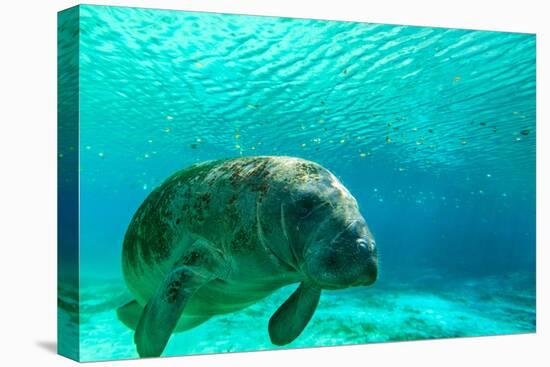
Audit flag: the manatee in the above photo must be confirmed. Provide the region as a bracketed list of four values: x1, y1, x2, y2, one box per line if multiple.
[117, 156, 378, 357]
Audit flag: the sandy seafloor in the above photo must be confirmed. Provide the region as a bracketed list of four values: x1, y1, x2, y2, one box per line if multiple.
[58, 271, 535, 361]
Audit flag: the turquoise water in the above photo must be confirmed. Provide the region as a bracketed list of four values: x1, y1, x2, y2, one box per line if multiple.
[58, 5, 535, 362]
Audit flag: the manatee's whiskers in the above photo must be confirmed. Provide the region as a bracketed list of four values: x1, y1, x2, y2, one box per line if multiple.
[257, 200, 296, 271]
[280, 203, 290, 241]
[281, 203, 301, 271]
[255, 200, 269, 253]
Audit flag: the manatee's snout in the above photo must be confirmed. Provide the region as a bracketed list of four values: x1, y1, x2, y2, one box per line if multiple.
[354, 237, 378, 286]
[333, 220, 378, 287]
[304, 218, 378, 290]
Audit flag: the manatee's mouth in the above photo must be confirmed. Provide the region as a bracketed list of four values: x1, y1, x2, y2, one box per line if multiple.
[307, 265, 377, 290]
[303, 219, 378, 290]
[351, 264, 378, 287]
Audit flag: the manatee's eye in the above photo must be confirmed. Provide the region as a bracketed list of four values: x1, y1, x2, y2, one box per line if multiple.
[296, 194, 319, 218]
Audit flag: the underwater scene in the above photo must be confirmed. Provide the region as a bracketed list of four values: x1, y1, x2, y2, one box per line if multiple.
[58, 5, 536, 362]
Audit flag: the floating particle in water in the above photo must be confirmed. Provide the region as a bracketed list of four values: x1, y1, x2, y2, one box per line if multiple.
[479, 189, 484, 194]
[251, 146, 256, 150]
[398, 167, 406, 172]
[85, 145, 91, 150]
[58, 153, 64, 159]
[502, 192, 508, 197]
[373, 188, 378, 192]
[247, 104, 258, 109]
[493, 126, 497, 133]
[319, 119, 325, 123]
[513, 111, 519, 115]
[386, 136, 391, 143]
[235, 144, 241, 149]
[428, 129, 433, 133]
[194, 61, 203, 68]
[165, 115, 173, 120]
[313, 137, 321, 144]
[441, 196, 447, 201]
[98, 152, 104, 158]
[235, 133, 241, 139]
[486, 173, 492, 178]
[359, 152, 367, 158]
[378, 198, 384, 202]
[164, 127, 171, 133]
[520, 129, 530, 136]
[416, 140, 423, 145]
[144, 153, 150, 159]
[515, 137, 522, 141]
[454, 75, 461, 81]
[300, 143, 307, 148]
[189, 143, 198, 149]
[412, 127, 418, 132]
[196, 138, 203, 143]
[143, 184, 148, 190]
[339, 139, 346, 144]
[147, 139, 153, 144]
[342, 69, 348, 75]
[460, 140, 468, 145]
[480, 122, 486, 126]
[320, 101, 325, 105]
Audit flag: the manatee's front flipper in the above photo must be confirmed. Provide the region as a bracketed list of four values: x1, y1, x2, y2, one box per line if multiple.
[268, 282, 321, 346]
[134, 266, 210, 358]
[117, 300, 143, 330]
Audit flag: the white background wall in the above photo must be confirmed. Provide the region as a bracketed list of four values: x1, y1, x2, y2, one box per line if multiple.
[0, 0, 547, 366]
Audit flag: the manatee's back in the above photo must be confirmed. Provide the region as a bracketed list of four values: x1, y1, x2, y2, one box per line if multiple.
[121, 156, 317, 300]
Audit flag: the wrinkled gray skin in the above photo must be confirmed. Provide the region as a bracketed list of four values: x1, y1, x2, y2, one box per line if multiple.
[118, 156, 378, 357]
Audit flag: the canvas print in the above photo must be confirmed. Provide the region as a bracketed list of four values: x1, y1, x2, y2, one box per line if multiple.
[57, 5, 536, 362]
